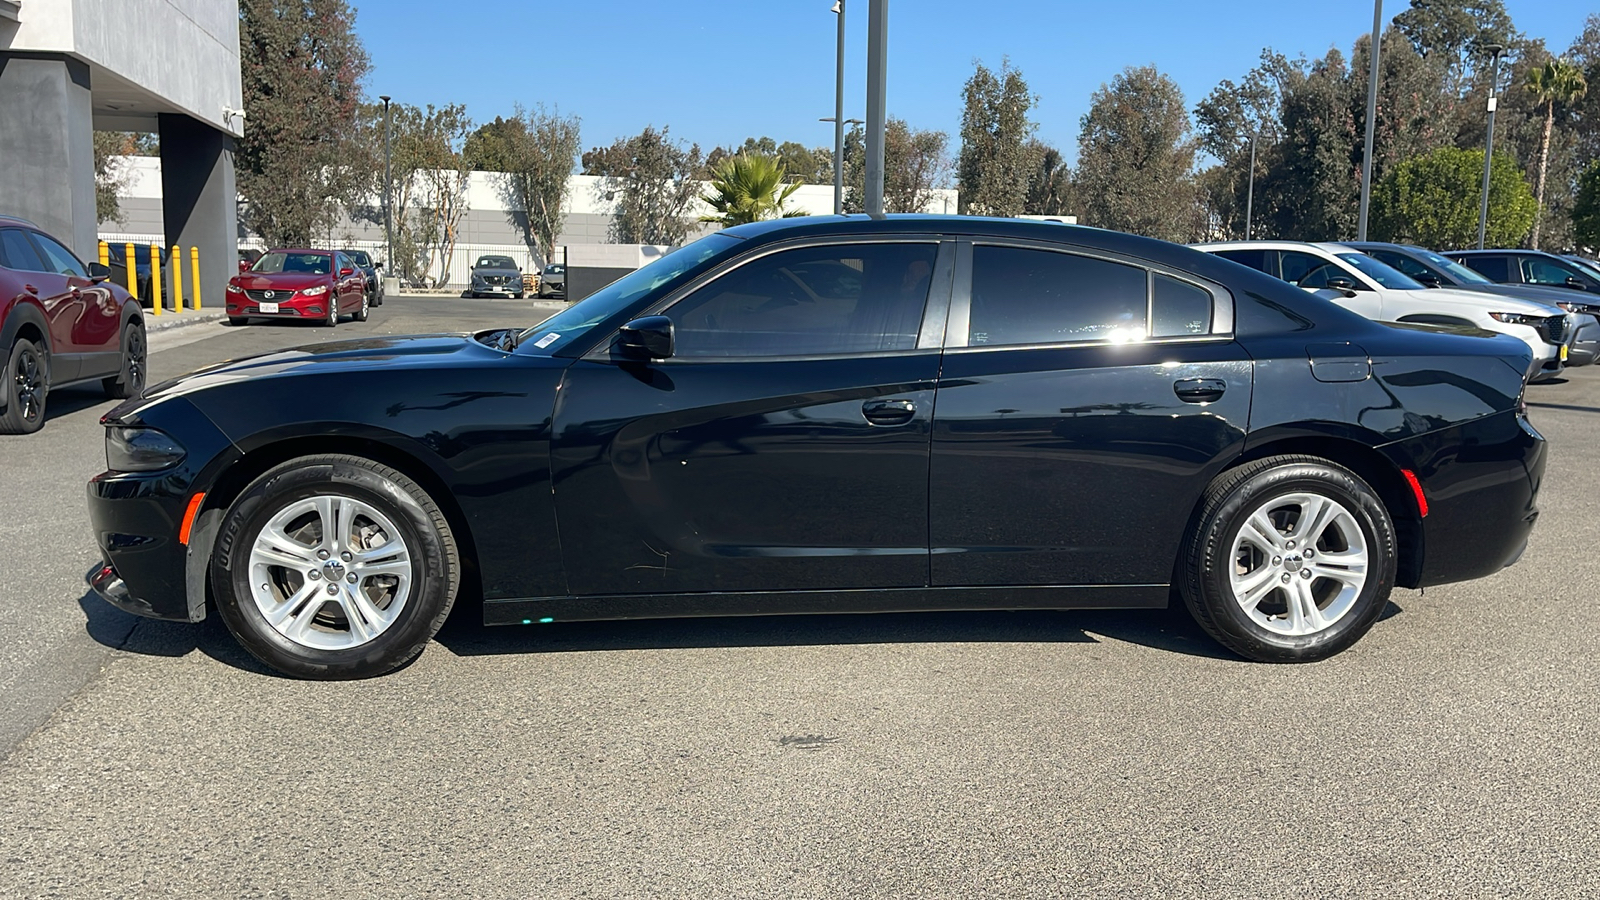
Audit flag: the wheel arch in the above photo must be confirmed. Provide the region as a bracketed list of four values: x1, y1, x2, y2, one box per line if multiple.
[197, 434, 483, 605]
[1, 300, 51, 409]
[1223, 434, 1423, 589]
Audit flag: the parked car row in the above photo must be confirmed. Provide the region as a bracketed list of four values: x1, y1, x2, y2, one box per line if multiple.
[1191, 240, 1598, 383]
[465, 256, 568, 300]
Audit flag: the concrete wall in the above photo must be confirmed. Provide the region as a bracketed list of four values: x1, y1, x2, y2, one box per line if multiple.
[0, 54, 96, 254]
[5, 0, 243, 136]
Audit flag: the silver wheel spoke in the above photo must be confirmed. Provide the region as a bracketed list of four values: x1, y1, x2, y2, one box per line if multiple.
[1243, 512, 1284, 552]
[1285, 579, 1327, 634]
[1296, 495, 1333, 545]
[1232, 567, 1278, 612]
[248, 492, 413, 651]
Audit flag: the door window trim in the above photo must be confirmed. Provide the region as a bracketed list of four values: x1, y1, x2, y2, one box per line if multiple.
[582, 233, 956, 363]
[943, 237, 1235, 352]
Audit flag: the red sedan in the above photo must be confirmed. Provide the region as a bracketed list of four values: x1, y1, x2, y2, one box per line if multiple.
[225, 249, 370, 327]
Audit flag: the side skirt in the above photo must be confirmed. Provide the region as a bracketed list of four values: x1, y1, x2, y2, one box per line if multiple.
[483, 584, 1170, 626]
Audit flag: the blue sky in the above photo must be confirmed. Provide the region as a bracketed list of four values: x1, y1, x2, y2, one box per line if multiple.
[359, 0, 1593, 164]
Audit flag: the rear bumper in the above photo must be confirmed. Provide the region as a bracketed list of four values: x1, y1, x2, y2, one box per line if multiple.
[1382, 409, 1546, 588]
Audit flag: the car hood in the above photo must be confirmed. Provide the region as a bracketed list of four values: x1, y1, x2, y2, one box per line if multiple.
[1438, 281, 1592, 308]
[234, 272, 331, 292]
[1410, 287, 1563, 316]
[109, 334, 513, 419]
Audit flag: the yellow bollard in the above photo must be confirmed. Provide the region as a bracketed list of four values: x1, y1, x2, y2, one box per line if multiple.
[170, 245, 185, 312]
[150, 243, 162, 316]
[124, 243, 137, 300]
[98, 241, 109, 268]
[190, 247, 201, 310]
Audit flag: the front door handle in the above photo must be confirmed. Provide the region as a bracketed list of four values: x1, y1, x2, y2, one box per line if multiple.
[1174, 378, 1226, 403]
[862, 398, 917, 425]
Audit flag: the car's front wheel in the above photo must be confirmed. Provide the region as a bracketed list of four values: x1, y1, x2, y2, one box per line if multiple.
[1180, 455, 1397, 662]
[0, 338, 48, 434]
[353, 290, 369, 322]
[211, 454, 460, 679]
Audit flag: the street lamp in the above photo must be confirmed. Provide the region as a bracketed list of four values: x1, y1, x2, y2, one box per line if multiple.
[380, 95, 393, 273]
[1476, 44, 1506, 250]
[830, 0, 846, 215]
[1245, 132, 1258, 240]
[1356, 0, 1382, 241]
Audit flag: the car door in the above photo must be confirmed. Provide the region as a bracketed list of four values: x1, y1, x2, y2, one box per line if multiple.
[31, 231, 120, 374]
[1, 228, 81, 383]
[549, 236, 953, 598]
[929, 239, 1252, 588]
[1454, 254, 1512, 283]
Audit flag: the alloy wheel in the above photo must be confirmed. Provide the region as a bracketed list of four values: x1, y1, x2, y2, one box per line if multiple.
[1228, 491, 1369, 636]
[13, 347, 43, 422]
[125, 327, 146, 395]
[248, 493, 413, 650]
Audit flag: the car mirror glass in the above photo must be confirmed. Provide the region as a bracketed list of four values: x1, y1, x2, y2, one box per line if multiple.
[617, 316, 675, 359]
[86, 261, 112, 284]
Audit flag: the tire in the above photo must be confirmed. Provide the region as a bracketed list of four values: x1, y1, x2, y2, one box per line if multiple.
[0, 338, 48, 435]
[210, 454, 461, 679]
[102, 321, 147, 400]
[353, 290, 369, 322]
[324, 300, 338, 328]
[512, 292, 524, 300]
[1179, 455, 1397, 663]
[224, 316, 247, 327]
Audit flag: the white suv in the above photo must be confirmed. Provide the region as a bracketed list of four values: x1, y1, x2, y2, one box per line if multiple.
[1193, 241, 1573, 381]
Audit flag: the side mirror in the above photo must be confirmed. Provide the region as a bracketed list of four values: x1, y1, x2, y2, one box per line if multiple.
[1566, 277, 1587, 290]
[374, 262, 383, 270]
[618, 315, 675, 359]
[238, 259, 251, 273]
[1325, 276, 1358, 298]
[340, 267, 355, 277]
[86, 261, 112, 284]
[1417, 274, 1442, 288]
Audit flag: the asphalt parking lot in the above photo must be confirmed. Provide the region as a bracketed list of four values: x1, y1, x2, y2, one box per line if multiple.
[2, 296, 1598, 898]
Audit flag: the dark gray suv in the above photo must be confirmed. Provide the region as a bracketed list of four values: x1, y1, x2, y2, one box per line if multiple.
[468, 255, 524, 299]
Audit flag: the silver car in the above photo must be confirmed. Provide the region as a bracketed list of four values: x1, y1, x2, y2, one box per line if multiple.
[469, 255, 523, 299]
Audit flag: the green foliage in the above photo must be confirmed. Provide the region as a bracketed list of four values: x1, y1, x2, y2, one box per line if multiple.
[1265, 50, 1358, 241]
[589, 127, 703, 245]
[1370, 146, 1535, 248]
[357, 102, 472, 285]
[1573, 158, 1600, 248]
[704, 138, 831, 184]
[843, 119, 953, 214]
[1075, 65, 1198, 242]
[237, 0, 370, 247]
[1023, 140, 1071, 216]
[958, 59, 1036, 216]
[1394, 0, 1519, 92]
[699, 154, 804, 227]
[1526, 57, 1588, 247]
[92, 132, 125, 224]
[465, 107, 580, 265]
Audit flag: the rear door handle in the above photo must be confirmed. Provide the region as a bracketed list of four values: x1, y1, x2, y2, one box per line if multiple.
[862, 398, 917, 425]
[1174, 378, 1226, 403]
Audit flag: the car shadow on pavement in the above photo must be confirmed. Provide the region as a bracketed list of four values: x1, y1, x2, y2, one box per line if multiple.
[39, 385, 114, 425]
[76, 591, 283, 677]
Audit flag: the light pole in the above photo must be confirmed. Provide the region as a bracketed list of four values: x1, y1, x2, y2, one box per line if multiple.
[1245, 132, 1257, 240]
[380, 95, 393, 271]
[831, 0, 846, 215]
[1356, 0, 1382, 241]
[1476, 44, 1506, 250]
[864, 0, 887, 218]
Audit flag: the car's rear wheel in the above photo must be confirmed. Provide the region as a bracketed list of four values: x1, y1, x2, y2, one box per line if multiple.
[1, 338, 48, 435]
[212, 454, 460, 679]
[1180, 455, 1397, 662]
[102, 321, 146, 400]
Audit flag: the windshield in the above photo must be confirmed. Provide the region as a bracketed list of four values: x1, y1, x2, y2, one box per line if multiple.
[1336, 252, 1425, 290]
[346, 251, 371, 266]
[544, 264, 565, 274]
[476, 256, 517, 269]
[516, 234, 740, 353]
[252, 252, 331, 275]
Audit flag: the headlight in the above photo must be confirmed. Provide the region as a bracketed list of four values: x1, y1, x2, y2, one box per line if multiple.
[1488, 312, 1538, 325]
[299, 284, 329, 297]
[225, 283, 244, 294]
[106, 427, 187, 472]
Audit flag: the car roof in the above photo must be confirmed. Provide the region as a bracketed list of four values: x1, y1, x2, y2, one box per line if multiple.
[265, 248, 332, 255]
[1190, 239, 1354, 255]
[0, 215, 40, 229]
[1444, 248, 1563, 258]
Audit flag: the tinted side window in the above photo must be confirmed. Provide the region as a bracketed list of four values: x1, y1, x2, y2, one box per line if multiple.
[1458, 255, 1509, 282]
[1152, 275, 1213, 336]
[1522, 256, 1582, 286]
[1279, 251, 1342, 288]
[969, 245, 1147, 346]
[0, 229, 46, 271]
[1214, 248, 1272, 275]
[1370, 250, 1436, 281]
[668, 242, 937, 358]
[30, 233, 87, 278]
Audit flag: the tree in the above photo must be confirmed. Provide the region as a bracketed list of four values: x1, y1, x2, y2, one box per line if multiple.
[841, 119, 952, 214]
[1573, 158, 1600, 249]
[1023, 140, 1071, 216]
[464, 107, 580, 267]
[358, 102, 471, 286]
[957, 59, 1036, 216]
[699, 154, 805, 227]
[92, 133, 128, 224]
[592, 126, 703, 245]
[1194, 50, 1300, 239]
[1265, 49, 1358, 240]
[1394, 0, 1519, 95]
[1525, 58, 1588, 248]
[1075, 65, 1198, 242]
[237, 0, 370, 247]
[1371, 146, 1536, 247]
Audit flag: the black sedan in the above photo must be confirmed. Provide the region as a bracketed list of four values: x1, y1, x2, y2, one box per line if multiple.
[86, 216, 1546, 679]
[339, 249, 384, 307]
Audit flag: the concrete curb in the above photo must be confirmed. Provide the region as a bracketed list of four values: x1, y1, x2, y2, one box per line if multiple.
[143, 311, 225, 332]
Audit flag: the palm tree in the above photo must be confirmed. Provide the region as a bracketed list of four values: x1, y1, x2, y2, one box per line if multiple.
[1525, 58, 1588, 249]
[699, 154, 806, 227]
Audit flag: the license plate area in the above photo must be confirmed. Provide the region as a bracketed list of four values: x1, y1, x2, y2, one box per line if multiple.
[259, 302, 279, 313]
